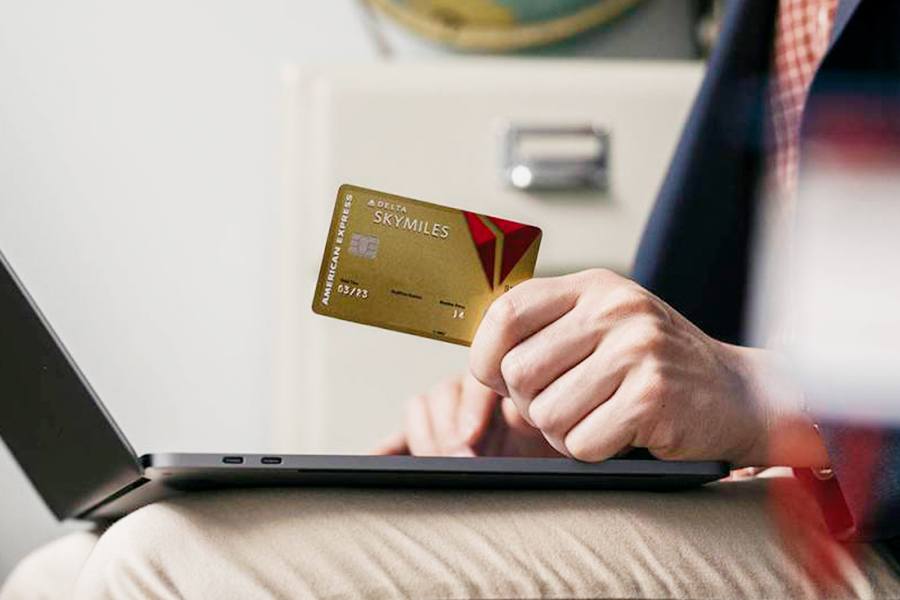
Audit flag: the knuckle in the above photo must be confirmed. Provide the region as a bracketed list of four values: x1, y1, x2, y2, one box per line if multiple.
[583, 285, 654, 327]
[621, 288, 657, 314]
[649, 424, 686, 460]
[631, 317, 668, 355]
[639, 362, 669, 401]
[469, 355, 498, 391]
[484, 294, 520, 335]
[633, 294, 660, 316]
[579, 294, 617, 326]
[528, 399, 549, 428]
[500, 350, 533, 398]
[582, 267, 617, 283]
[528, 399, 561, 434]
[607, 285, 666, 319]
[564, 432, 596, 462]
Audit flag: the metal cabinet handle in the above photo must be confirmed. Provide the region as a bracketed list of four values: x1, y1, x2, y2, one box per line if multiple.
[502, 124, 609, 192]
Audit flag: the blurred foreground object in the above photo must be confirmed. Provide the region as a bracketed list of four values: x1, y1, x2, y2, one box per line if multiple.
[365, 0, 643, 51]
[757, 102, 900, 425]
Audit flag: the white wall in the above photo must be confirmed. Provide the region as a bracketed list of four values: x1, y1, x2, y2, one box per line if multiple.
[0, 0, 693, 582]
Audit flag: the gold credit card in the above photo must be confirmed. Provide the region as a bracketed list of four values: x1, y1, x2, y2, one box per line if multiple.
[312, 184, 542, 346]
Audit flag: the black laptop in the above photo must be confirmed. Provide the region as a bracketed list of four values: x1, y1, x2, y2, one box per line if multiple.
[0, 250, 729, 522]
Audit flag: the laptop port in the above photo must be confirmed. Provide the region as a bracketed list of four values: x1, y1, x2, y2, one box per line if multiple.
[261, 456, 282, 465]
[222, 456, 243, 465]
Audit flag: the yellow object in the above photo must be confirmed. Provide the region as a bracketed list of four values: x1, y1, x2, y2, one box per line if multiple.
[405, 0, 516, 27]
[313, 184, 541, 346]
[367, 0, 643, 52]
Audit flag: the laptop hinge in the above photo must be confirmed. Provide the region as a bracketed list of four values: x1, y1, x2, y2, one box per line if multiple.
[75, 476, 150, 520]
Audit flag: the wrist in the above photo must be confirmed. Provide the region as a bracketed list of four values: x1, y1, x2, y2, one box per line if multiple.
[765, 414, 832, 469]
[725, 344, 831, 469]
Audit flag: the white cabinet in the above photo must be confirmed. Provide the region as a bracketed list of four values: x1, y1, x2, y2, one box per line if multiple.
[276, 60, 703, 453]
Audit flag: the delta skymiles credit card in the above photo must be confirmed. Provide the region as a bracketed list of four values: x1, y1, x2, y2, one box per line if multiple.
[312, 184, 542, 346]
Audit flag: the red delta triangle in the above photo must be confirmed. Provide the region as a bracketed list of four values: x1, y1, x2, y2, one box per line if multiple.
[463, 211, 496, 287]
[487, 216, 541, 283]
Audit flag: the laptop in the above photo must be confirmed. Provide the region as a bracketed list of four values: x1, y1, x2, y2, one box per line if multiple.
[0, 250, 729, 522]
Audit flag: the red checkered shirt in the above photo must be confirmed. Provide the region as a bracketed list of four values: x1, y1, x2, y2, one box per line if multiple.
[768, 0, 839, 197]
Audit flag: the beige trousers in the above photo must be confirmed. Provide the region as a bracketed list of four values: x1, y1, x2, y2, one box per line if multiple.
[2, 477, 899, 599]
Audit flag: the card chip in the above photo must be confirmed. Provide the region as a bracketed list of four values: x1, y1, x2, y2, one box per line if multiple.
[349, 233, 379, 259]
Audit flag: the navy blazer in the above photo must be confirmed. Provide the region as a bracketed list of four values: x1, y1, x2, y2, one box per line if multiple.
[633, 0, 900, 542]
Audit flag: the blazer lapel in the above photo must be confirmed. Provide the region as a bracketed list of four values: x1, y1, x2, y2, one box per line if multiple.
[829, 0, 862, 50]
[632, 0, 778, 343]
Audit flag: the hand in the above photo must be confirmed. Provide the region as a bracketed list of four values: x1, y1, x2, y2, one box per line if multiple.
[468, 269, 830, 468]
[374, 374, 561, 458]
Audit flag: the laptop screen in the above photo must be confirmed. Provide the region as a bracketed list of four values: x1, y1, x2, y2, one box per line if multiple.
[0, 251, 142, 519]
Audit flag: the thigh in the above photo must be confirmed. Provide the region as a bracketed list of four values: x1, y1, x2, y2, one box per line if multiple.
[1, 530, 99, 600]
[74, 478, 900, 599]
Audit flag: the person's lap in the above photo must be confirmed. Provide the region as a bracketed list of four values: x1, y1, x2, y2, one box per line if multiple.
[3, 477, 899, 599]
[1, 530, 100, 600]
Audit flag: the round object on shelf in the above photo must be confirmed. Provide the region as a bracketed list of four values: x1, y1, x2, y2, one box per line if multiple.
[366, 0, 645, 52]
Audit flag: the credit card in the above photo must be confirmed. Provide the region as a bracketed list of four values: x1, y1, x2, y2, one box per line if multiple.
[312, 184, 542, 346]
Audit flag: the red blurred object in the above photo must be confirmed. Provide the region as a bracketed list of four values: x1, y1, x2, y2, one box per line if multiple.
[766, 429, 884, 593]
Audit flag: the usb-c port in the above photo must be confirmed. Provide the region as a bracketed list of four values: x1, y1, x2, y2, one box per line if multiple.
[261, 456, 282, 465]
[222, 456, 243, 464]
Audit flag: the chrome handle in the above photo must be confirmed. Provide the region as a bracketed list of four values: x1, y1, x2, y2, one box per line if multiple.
[502, 124, 609, 191]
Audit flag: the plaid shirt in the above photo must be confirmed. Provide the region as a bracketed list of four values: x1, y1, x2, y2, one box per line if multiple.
[768, 0, 839, 197]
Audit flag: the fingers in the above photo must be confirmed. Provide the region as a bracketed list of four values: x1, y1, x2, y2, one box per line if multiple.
[405, 394, 440, 456]
[429, 379, 478, 456]
[467, 269, 678, 463]
[470, 275, 580, 396]
[499, 396, 567, 458]
[402, 376, 493, 457]
[529, 355, 625, 457]
[472, 398, 507, 455]
[526, 322, 637, 450]
[500, 395, 531, 430]
[562, 366, 651, 462]
[458, 374, 500, 445]
[476, 397, 533, 456]
[372, 430, 409, 455]
[377, 381, 481, 456]
[393, 374, 562, 459]
[499, 304, 605, 423]
[476, 397, 564, 458]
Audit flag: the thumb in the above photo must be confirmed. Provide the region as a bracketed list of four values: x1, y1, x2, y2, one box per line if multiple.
[458, 374, 500, 445]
